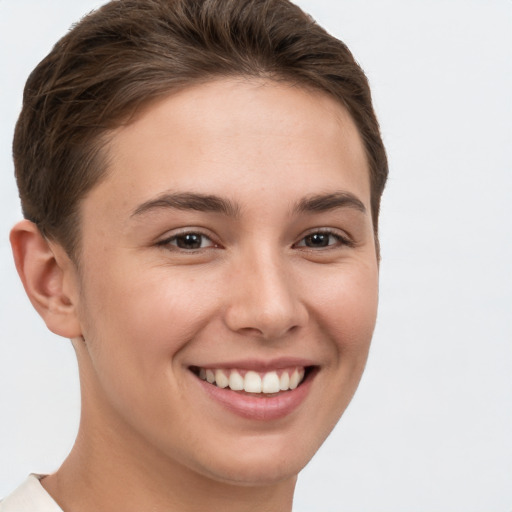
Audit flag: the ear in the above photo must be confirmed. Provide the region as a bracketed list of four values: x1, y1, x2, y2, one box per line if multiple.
[10, 219, 82, 339]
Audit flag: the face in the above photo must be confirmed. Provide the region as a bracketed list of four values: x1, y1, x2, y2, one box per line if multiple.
[71, 79, 379, 485]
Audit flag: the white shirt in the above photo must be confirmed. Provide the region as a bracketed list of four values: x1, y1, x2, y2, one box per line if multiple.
[0, 475, 63, 512]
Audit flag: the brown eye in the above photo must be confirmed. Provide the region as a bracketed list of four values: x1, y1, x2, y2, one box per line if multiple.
[304, 233, 331, 247]
[176, 233, 204, 249]
[295, 230, 350, 249]
[160, 232, 216, 250]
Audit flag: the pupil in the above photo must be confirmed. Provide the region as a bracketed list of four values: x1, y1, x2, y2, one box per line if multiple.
[177, 234, 201, 249]
[307, 233, 329, 247]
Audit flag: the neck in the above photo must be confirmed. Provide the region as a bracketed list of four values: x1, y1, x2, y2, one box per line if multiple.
[42, 350, 297, 512]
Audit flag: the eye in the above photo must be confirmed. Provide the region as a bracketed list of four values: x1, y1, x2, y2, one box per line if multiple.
[158, 232, 216, 250]
[294, 230, 350, 249]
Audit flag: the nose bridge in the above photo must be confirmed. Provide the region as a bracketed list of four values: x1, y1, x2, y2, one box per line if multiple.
[224, 245, 307, 339]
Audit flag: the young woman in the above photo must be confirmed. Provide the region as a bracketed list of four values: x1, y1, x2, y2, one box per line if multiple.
[2, 1, 387, 510]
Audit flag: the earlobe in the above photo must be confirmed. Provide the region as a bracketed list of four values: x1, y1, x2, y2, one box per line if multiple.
[10, 219, 82, 339]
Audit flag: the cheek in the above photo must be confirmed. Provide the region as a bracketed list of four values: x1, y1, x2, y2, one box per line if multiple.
[312, 261, 379, 352]
[74, 267, 214, 425]
[76, 264, 212, 380]
[296, 264, 378, 459]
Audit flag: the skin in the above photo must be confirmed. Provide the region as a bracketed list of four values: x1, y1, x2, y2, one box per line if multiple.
[11, 78, 379, 512]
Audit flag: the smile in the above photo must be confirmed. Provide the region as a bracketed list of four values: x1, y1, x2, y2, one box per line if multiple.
[188, 362, 317, 420]
[192, 367, 307, 394]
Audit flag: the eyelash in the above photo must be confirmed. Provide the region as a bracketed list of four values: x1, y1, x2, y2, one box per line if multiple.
[157, 231, 218, 251]
[157, 228, 353, 252]
[293, 229, 354, 250]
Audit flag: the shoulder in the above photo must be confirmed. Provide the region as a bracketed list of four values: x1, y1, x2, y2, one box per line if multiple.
[0, 475, 62, 512]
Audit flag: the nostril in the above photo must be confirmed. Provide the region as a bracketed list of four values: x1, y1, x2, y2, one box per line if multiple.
[237, 326, 265, 337]
[224, 304, 307, 340]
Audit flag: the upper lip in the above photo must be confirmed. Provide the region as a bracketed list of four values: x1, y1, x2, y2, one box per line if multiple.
[188, 357, 317, 372]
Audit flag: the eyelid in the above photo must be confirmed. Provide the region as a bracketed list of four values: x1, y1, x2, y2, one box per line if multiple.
[154, 227, 353, 252]
[293, 228, 354, 249]
[156, 228, 220, 250]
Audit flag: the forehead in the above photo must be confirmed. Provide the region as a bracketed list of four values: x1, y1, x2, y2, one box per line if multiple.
[85, 78, 370, 222]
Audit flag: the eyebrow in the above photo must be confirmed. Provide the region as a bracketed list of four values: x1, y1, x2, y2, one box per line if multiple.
[294, 192, 367, 215]
[131, 192, 240, 218]
[131, 190, 366, 219]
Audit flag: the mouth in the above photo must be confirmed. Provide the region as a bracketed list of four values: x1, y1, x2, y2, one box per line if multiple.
[189, 365, 314, 396]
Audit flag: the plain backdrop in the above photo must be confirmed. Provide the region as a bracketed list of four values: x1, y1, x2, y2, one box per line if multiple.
[1, 1, 511, 511]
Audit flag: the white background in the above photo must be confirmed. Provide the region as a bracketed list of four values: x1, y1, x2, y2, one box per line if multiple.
[1, 1, 511, 511]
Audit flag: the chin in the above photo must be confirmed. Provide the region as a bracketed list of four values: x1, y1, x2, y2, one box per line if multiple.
[200, 457, 303, 488]
[183, 430, 321, 488]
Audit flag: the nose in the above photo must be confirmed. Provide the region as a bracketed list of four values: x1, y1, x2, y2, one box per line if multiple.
[223, 249, 308, 340]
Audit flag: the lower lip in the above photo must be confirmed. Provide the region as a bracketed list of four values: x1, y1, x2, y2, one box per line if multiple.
[194, 370, 315, 421]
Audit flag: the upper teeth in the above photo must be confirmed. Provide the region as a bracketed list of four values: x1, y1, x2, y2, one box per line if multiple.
[198, 367, 306, 393]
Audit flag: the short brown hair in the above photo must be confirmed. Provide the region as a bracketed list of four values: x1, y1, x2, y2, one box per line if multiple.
[13, 0, 388, 259]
